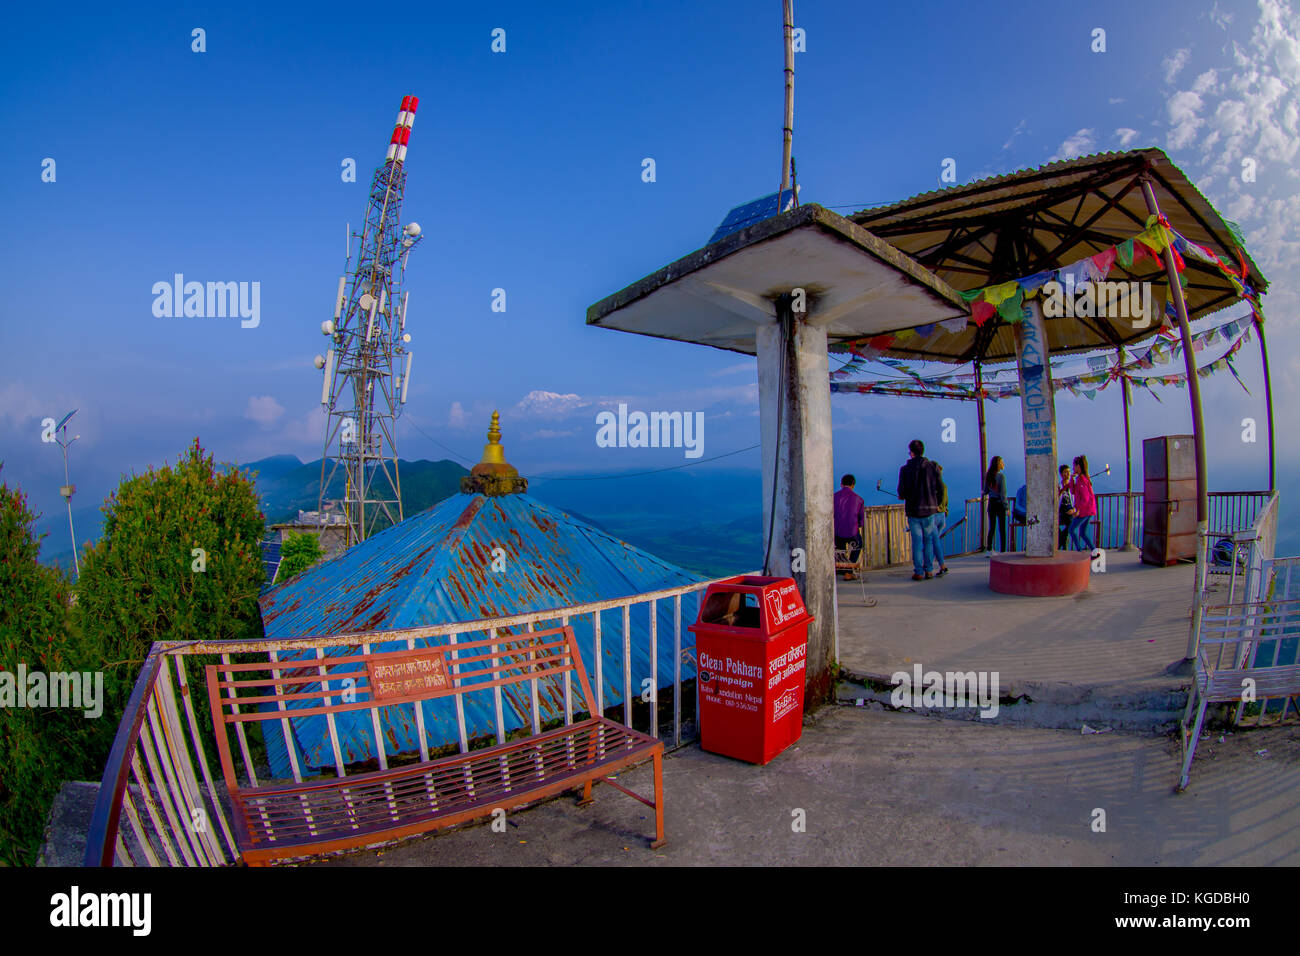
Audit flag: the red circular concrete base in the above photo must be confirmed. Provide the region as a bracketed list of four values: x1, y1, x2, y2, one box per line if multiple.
[989, 551, 1091, 596]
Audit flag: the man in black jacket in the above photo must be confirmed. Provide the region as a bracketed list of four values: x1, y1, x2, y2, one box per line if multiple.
[898, 439, 942, 580]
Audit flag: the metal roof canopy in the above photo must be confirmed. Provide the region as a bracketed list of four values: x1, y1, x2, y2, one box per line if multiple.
[587, 203, 968, 354]
[849, 147, 1269, 364]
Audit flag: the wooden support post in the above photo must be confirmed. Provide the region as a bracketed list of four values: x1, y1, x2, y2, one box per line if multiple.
[1140, 177, 1208, 663]
[1013, 299, 1058, 557]
[1120, 346, 1136, 551]
[975, 359, 988, 549]
[758, 294, 835, 706]
[1255, 313, 1276, 492]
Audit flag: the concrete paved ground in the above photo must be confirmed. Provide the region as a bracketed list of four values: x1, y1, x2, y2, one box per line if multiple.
[835, 550, 1206, 698]
[318, 705, 1300, 867]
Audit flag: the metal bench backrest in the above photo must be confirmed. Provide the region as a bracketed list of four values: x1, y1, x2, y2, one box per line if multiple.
[206, 626, 599, 783]
[1198, 597, 1300, 672]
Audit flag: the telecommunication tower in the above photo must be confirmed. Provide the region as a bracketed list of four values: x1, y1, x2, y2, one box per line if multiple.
[316, 96, 422, 545]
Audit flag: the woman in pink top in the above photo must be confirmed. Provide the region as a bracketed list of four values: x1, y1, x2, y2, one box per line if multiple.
[1067, 454, 1097, 552]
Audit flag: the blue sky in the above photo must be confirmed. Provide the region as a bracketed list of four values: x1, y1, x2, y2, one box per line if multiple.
[2, 0, 1298, 548]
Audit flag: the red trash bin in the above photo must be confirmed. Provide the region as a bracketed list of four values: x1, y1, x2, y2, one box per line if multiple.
[689, 575, 812, 765]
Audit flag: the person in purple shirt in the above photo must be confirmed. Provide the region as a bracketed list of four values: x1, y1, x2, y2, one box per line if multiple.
[833, 474, 866, 580]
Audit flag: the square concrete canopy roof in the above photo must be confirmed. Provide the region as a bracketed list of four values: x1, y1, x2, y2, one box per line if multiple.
[587, 203, 968, 356]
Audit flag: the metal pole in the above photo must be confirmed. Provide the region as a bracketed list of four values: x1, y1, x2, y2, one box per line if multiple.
[62, 443, 79, 578]
[975, 359, 988, 550]
[1140, 176, 1207, 663]
[1119, 346, 1135, 551]
[1254, 313, 1276, 492]
[779, 0, 794, 197]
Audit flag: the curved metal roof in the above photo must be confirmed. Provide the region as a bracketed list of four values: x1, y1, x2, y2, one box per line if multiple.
[848, 147, 1267, 363]
[256, 492, 706, 777]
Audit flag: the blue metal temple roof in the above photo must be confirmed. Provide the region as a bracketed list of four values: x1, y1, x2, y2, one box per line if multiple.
[256, 492, 706, 778]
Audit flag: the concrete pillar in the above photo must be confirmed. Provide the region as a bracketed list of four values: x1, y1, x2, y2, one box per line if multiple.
[757, 297, 836, 705]
[1013, 299, 1059, 557]
[1120, 346, 1137, 551]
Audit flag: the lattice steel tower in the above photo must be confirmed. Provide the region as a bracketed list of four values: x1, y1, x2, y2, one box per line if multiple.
[316, 96, 422, 545]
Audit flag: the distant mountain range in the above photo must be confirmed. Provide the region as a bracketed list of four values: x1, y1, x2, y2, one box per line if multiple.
[36, 452, 1291, 581]
[32, 453, 764, 578]
[249, 454, 468, 527]
[34, 455, 470, 569]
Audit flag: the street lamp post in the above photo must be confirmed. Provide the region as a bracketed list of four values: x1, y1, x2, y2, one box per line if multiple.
[52, 409, 80, 578]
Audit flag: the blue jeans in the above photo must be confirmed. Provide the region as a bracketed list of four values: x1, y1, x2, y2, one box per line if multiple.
[1068, 516, 1094, 552]
[926, 513, 946, 570]
[909, 514, 938, 575]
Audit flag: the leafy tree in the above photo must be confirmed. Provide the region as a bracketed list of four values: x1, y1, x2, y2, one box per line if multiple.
[75, 438, 266, 663]
[275, 529, 324, 583]
[0, 475, 96, 866]
[74, 439, 268, 803]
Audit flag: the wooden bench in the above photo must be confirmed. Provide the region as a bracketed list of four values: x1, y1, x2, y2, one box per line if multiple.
[834, 517, 866, 580]
[1177, 597, 1300, 791]
[206, 625, 665, 864]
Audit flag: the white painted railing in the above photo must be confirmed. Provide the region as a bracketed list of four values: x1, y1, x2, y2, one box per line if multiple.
[85, 573, 748, 867]
[1190, 492, 1279, 658]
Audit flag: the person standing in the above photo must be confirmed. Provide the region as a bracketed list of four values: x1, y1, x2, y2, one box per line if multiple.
[833, 474, 866, 581]
[1068, 455, 1097, 552]
[898, 439, 942, 581]
[1057, 464, 1074, 550]
[984, 456, 1008, 554]
[926, 462, 950, 578]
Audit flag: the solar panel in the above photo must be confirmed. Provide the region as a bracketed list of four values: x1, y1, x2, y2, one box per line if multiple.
[707, 187, 799, 245]
[261, 534, 282, 589]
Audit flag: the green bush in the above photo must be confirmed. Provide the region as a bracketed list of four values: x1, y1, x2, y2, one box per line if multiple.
[1, 441, 270, 866]
[72, 440, 268, 851]
[275, 529, 324, 583]
[0, 477, 98, 866]
[75, 438, 266, 660]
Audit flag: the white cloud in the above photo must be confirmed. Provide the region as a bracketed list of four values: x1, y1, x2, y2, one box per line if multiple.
[244, 395, 285, 427]
[710, 361, 757, 377]
[1049, 128, 1096, 162]
[1115, 127, 1140, 146]
[1163, 48, 1191, 84]
[0, 382, 49, 430]
[1167, 90, 1205, 149]
[516, 390, 585, 416]
[448, 401, 467, 428]
[1192, 69, 1219, 95]
[1002, 118, 1028, 151]
[1156, 0, 1300, 403]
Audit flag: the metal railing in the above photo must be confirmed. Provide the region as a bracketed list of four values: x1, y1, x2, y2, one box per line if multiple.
[1190, 492, 1280, 659]
[83, 574, 742, 867]
[927, 490, 1272, 558]
[1095, 493, 1140, 550]
[857, 499, 992, 565]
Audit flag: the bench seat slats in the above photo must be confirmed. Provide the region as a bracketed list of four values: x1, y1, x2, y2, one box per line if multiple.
[206, 625, 667, 863]
[236, 719, 653, 847]
[1179, 597, 1300, 791]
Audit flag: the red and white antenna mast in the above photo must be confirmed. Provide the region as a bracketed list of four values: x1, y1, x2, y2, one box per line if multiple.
[316, 96, 422, 545]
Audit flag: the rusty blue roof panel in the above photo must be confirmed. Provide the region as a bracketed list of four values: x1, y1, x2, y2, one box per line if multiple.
[256, 493, 707, 778]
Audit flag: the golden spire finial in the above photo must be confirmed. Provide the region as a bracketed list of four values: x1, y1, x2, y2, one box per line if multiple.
[481, 410, 506, 465]
[461, 410, 527, 496]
